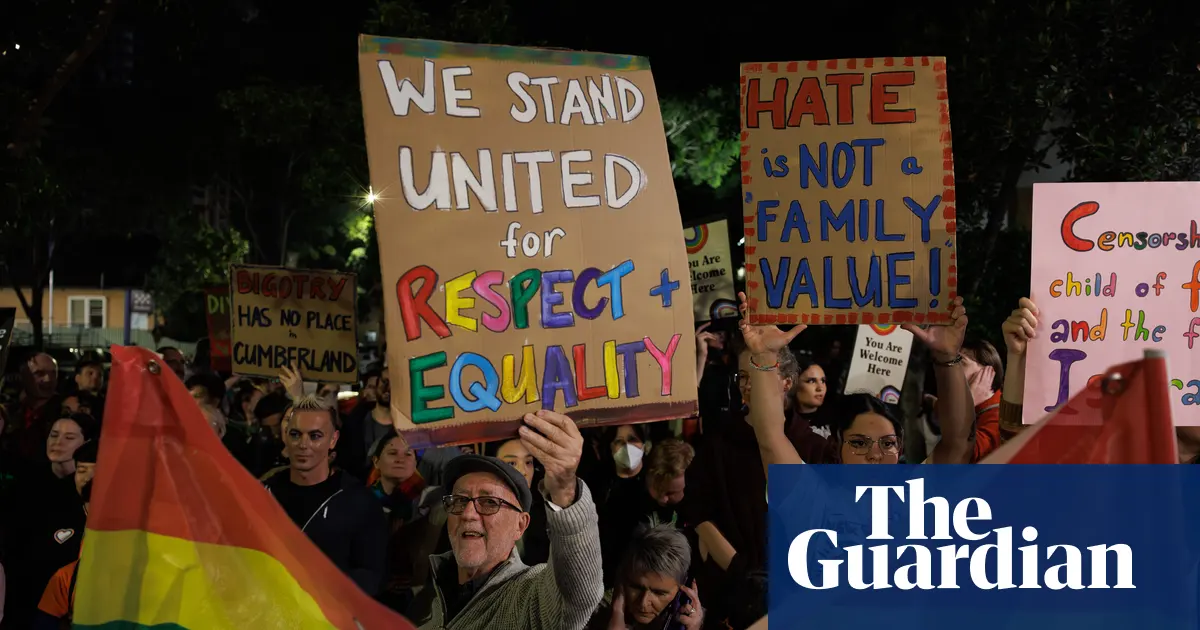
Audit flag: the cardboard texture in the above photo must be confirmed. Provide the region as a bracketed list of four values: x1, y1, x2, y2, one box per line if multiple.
[738, 57, 957, 326]
[1029, 181, 1200, 426]
[204, 286, 233, 373]
[686, 219, 737, 322]
[843, 323, 913, 403]
[228, 264, 358, 383]
[358, 35, 698, 448]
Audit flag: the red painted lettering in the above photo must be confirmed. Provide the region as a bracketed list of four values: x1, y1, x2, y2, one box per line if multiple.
[869, 71, 916, 124]
[745, 77, 787, 129]
[787, 77, 829, 126]
[397, 266, 451, 341]
[327, 276, 347, 301]
[277, 275, 294, 299]
[236, 269, 254, 294]
[262, 274, 277, 297]
[825, 73, 864, 124]
[573, 344, 607, 402]
[1060, 201, 1100, 252]
[292, 274, 310, 299]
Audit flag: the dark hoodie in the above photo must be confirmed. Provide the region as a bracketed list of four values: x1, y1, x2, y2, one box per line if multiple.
[678, 409, 831, 624]
[263, 469, 388, 595]
[2, 467, 84, 630]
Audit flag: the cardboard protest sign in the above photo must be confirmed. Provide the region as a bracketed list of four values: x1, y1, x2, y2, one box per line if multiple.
[228, 265, 358, 383]
[685, 219, 737, 322]
[358, 36, 697, 447]
[844, 323, 913, 403]
[204, 287, 233, 373]
[1029, 182, 1200, 426]
[739, 58, 957, 326]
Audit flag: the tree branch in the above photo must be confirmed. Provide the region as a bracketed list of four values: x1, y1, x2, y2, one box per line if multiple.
[6, 268, 33, 323]
[223, 175, 265, 262]
[7, 0, 124, 157]
[279, 206, 294, 267]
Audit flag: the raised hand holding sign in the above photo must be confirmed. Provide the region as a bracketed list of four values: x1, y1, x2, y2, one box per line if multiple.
[518, 410, 583, 508]
[902, 296, 967, 362]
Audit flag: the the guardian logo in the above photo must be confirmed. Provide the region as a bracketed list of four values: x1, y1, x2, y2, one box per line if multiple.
[788, 478, 1135, 591]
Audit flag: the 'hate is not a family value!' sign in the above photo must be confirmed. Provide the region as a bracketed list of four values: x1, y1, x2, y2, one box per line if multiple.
[358, 36, 697, 447]
[1029, 182, 1200, 426]
[739, 58, 958, 326]
[228, 264, 358, 383]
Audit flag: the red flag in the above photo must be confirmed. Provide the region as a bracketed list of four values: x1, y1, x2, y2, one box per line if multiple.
[982, 350, 1177, 464]
[75, 345, 416, 629]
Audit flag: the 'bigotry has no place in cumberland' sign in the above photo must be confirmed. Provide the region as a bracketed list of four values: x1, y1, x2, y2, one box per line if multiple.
[228, 264, 358, 383]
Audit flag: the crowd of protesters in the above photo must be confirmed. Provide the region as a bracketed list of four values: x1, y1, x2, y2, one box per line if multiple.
[0, 291, 1195, 630]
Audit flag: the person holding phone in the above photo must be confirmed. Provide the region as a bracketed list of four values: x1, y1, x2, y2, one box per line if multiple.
[589, 523, 704, 630]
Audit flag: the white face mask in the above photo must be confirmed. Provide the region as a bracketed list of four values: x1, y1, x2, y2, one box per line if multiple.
[614, 443, 644, 471]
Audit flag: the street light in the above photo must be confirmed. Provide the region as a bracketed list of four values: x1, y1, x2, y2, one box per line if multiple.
[365, 187, 378, 204]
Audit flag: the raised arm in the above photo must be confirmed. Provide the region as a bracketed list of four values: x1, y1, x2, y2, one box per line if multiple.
[518, 410, 604, 629]
[905, 298, 975, 464]
[695, 322, 716, 384]
[999, 298, 1038, 442]
[738, 292, 807, 474]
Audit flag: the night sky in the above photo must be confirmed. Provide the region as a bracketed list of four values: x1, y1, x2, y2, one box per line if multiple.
[8, 0, 937, 285]
[220, 1, 916, 94]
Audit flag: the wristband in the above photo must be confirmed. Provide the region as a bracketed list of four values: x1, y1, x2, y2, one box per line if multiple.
[934, 354, 964, 367]
[749, 354, 779, 372]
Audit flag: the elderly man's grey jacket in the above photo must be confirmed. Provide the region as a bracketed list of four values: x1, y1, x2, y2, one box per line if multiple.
[410, 479, 604, 630]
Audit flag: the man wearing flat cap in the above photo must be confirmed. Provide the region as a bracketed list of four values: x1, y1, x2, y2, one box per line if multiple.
[408, 410, 603, 630]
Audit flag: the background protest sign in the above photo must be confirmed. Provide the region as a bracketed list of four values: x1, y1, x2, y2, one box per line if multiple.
[1028, 181, 1200, 426]
[204, 286, 232, 373]
[358, 36, 697, 447]
[685, 219, 737, 322]
[228, 264, 358, 383]
[843, 323, 913, 402]
[739, 58, 957, 326]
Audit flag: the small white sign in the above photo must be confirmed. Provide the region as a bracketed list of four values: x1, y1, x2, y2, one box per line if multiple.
[685, 219, 737, 322]
[844, 325, 913, 403]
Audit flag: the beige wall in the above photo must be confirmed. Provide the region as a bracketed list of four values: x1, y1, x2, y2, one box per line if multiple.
[0, 287, 128, 328]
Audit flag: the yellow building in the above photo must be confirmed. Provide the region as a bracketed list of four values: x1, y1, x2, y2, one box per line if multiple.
[0, 286, 157, 349]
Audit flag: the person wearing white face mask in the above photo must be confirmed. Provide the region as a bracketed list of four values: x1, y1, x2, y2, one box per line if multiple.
[611, 425, 648, 478]
[613, 441, 643, 474]
[593, 424, 653, 589]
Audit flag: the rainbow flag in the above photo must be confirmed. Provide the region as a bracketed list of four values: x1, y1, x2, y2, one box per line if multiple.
[75, 345, 415, 629]
[982, 350, 1177, 464]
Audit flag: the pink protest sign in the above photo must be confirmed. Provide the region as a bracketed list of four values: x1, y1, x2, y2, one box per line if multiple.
[1029, 182, 1199, 426]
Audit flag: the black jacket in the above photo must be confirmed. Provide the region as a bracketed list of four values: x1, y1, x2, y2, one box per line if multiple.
[264, 469, 388, 595]
[336, 401, 375, 480]
[2, 467, 85, 630]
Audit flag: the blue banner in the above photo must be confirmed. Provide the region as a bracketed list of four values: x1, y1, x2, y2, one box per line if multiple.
[768, 465, 1200, 629]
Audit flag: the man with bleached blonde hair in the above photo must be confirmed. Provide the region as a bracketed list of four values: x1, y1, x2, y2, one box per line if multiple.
[264, 395, 388, 594]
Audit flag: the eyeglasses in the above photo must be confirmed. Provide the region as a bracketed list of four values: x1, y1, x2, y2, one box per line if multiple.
[442, 494, 522, 516]
[844, 435, 900, 456]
